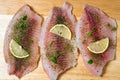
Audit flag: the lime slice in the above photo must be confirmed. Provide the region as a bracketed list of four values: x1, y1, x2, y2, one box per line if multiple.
[50, 24, 71, 40]
[87, 38, 109, 54]
[9, 39, 29, 58]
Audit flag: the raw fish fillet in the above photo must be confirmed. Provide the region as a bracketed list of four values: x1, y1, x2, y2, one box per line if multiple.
[40, 2, 78, 80]
[76, 5, 117, 76]
[4, 5, 42, 78]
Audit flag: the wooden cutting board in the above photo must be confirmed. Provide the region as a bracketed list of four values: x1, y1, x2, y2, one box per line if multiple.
[0, 15, 120, 80]
[0, 0, 120, 80]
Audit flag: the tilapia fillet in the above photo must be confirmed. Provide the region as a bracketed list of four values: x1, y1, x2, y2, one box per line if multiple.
[4, 5, 42, 78]
[76, 5, 117, 76]
[40, 2, 78, 80]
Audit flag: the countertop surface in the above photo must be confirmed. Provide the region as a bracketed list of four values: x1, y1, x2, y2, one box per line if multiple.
[0, 0, 120, 80]
[0, 0, 120, 20]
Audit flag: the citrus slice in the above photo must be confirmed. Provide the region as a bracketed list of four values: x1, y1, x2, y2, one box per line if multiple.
[50, 24, 71, 40]
[9, 39, 29, 58]
[87, 38, 109, 54]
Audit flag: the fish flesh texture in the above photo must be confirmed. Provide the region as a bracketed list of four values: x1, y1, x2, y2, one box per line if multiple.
[76, 5, 117, 76]
[4, 5, 42, 78]
[40, 2, 78, 80]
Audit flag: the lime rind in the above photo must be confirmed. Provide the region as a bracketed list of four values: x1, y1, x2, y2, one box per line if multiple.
[9, 39, 29, 58]
[87, 38, 109, 54]
[50, 24, 71, 40]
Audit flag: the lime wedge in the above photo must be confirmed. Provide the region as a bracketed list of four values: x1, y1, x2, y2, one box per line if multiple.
[87, 38, 109, 54]
[9, 39, 29, 58]
[50, 24, 71, 40]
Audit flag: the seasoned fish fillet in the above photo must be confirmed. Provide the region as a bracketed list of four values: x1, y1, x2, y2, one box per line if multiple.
[76, 5, 117, 76]
[4, 5, 42, 78]
[40, 2, 78, 80]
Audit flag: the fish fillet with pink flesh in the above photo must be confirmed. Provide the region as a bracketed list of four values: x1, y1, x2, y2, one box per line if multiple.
[4, 5, 42, 78]
[40, 2, 78, 80]
[76, 5, 117, 76]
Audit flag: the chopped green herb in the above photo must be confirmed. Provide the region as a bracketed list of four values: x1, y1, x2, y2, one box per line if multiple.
[51, 57, 57, 64]
[15, 38, 21, 44]
[22, 15, 27, 20]
[20, 23, 26, 29]
[28, 39, 33, 43]
[82, 40, 86, 44]
[86, 32, 92, 38]
[92, 26, 96, 31]
[112, 27, 117, 31]
[49, 41, 54, 47]
[55, 51, 61, 58]
[88, 59, 93, 64]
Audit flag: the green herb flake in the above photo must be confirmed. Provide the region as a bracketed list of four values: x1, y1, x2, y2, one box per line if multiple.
[82, 40, 86, 44]
[28, 39, 33, 43]
[55, 51, 61, 58]
[88, 59, 93, 64]
[22, 15, 27, 20]
[112, 27, 117, 31]
[51, 57, 57, 64]
[20, 23, 26, 29]
[15, 38, 21, 44]
[92, 26, 96, 31]
[86, 32, 92, 38]
[49, 41, 54, 47]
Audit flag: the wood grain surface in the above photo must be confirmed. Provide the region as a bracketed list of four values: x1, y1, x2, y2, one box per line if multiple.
[0, 0, 120, 80]
[0, 0, 120, 20]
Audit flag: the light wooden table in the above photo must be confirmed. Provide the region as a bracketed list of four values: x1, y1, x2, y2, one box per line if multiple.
[0, 0, 120, 20]
[0, 0, 120, 80]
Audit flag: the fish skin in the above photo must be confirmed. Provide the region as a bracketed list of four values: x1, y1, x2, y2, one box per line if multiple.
[4, 5, 42, 78]
[76, 4, 117, 76]
[40, 2, 78, 80]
